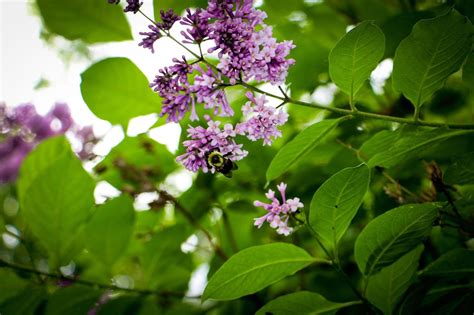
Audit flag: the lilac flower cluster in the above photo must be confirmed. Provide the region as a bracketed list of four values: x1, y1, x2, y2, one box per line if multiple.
[176, 117, 247, 173]
[138, 9, 180, 53]
[254, 183, 304, 236]
[108, 0, 142, 14]
[0, 103, 98, 183]
[236, 92, 288, 145]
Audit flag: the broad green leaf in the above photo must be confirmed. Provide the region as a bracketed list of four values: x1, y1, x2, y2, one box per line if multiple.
[309, 164, 370, 255]
[36, 0, 132, 43]
[45, 286, 102, 315]
[266, 118, 341, 181]
[0, 269, 28, 304]
[444, 152, 474, 185]
[85, 195, 135, 267]
[0, 287, 47, 315]
[17, 136, 95, 267]
[329, 21, 385, 103]
[94, 135, 177, 191]
[203, 243, 316, 301]
[367, 245, 424, 315]
[355, 203, 439, 276]
[140, 225, 193, 291]
[367, 128, 474, 168]
[392, 10, 472, 109]
[421, 248, 474, 278]
[462, 52, 474, 89]
[81, 58, 161, 127]
[358, 129, 403, 161]
[256, 291, 361, 315]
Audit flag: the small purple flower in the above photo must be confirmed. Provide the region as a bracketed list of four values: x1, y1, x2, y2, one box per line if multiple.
[236, 92, 287, 145]
[123, 0, 142, 14]
[108, 0, 120, 4]
[139, 24, 162, 53]
[254, 182, 303, 236]
[180, 8, 210, 44]
[156, 9, 180, 31]
[176, 118, 247, 173]
[191, 65, 233, 117]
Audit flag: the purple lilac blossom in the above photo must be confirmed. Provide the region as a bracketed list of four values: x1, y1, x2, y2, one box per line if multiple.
[236, 92, 288, 145]
[180, 9, 210, 44]
[0, 103, 98, 183]
[123, 0, 142, 14]
[138, 24, 162, 53]
[176, 118, 247, 173]
[157, 9, 180, 31]
[254, 182, 304, 236]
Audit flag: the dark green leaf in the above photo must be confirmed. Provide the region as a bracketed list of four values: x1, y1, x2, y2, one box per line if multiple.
[329, 21, 385, 102]
[462, 52, 474, 90]
[81, 58, 161, 127]
[309, 164, 370, 255]
[367, 128, 474, 168]
[0, 269, 28, 304]
[45, 286, 102, 315]
[0, 287, 47, 315]
[358, 129, 402, 161]
[421, 248, 474, 278]
[392, 10, 472, 109]
[17, 136, 95, 267]
[203, 243, 316, 301]
[266, 118, 342, 181]
[36, 0, 132, 43]
[355, 203, 439, 276]
[367, 245, 424, 315]
[85, 195, 135, 266]
[256, 291, 361, 315]
[444, 152, 474, 185]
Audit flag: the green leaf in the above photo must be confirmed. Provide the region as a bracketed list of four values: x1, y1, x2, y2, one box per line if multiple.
[85, 195, 135, 267]
[0, 270, 28, 304]
[392, 10, 472, 109]
[367, 128, 474, 168]
[256, 291, 361, 315]
[80, 58, 161, 127]
[444, 152, 474, 185]
[329, 21, 385, 103]
[354, 203, 439, 276]
[203, 243, 316, 301]
[0, 287, 47, 315]
[266, 118, 342, 181]
[358, 129, 403, 161]
[17, 136, 95, 267]
[366, 245, 424, 315]
[462, 52, 474, 90]
[421, 248, 474, 278]
[308, 164, 370, 255]
[45, 286, 102, 315]
[140, 225, 193, 291]
[36, 0, 132, 43]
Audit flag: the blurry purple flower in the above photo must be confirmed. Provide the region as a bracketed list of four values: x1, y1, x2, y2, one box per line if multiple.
[51, 103, 73, 132]
[157, 9, 180, 31]
[123, 0, 142, 14]
[139, 24, 162, 53]
[254, 182, 303, 236]
[176, 118, 247, 173]
[108, 0, 120, 4]
[180, 8, 210, 44]
[236, 92, 287, 145]
[88, 291, 111, 315]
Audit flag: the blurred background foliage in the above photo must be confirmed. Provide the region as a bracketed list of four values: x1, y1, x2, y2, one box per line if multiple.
[1, 0, 474, 314]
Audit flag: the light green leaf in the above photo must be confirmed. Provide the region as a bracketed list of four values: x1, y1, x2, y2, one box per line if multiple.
[309, 164, 370, 255]
[80, 58, 161, 127]
[203, 243, 316, 301]
[392, 10, 472, 109]
[329, 21, 385, 103]
[444, 152, 474, 185]
[462, 52, 474, 90]
[421, 248, 474, 278]
[256, 291, 361, 315]
[17, 136, 95, 267]
[85, 195, 135, 267]
[367, 245, 424, 315]
[36, 0, 132, 43]
[0, 269, 28, 305]
[266, 118, 342, 181]
[355, 203, 439, 276]
[367, 128, 474, 168]
[45, 286, 102, 315]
